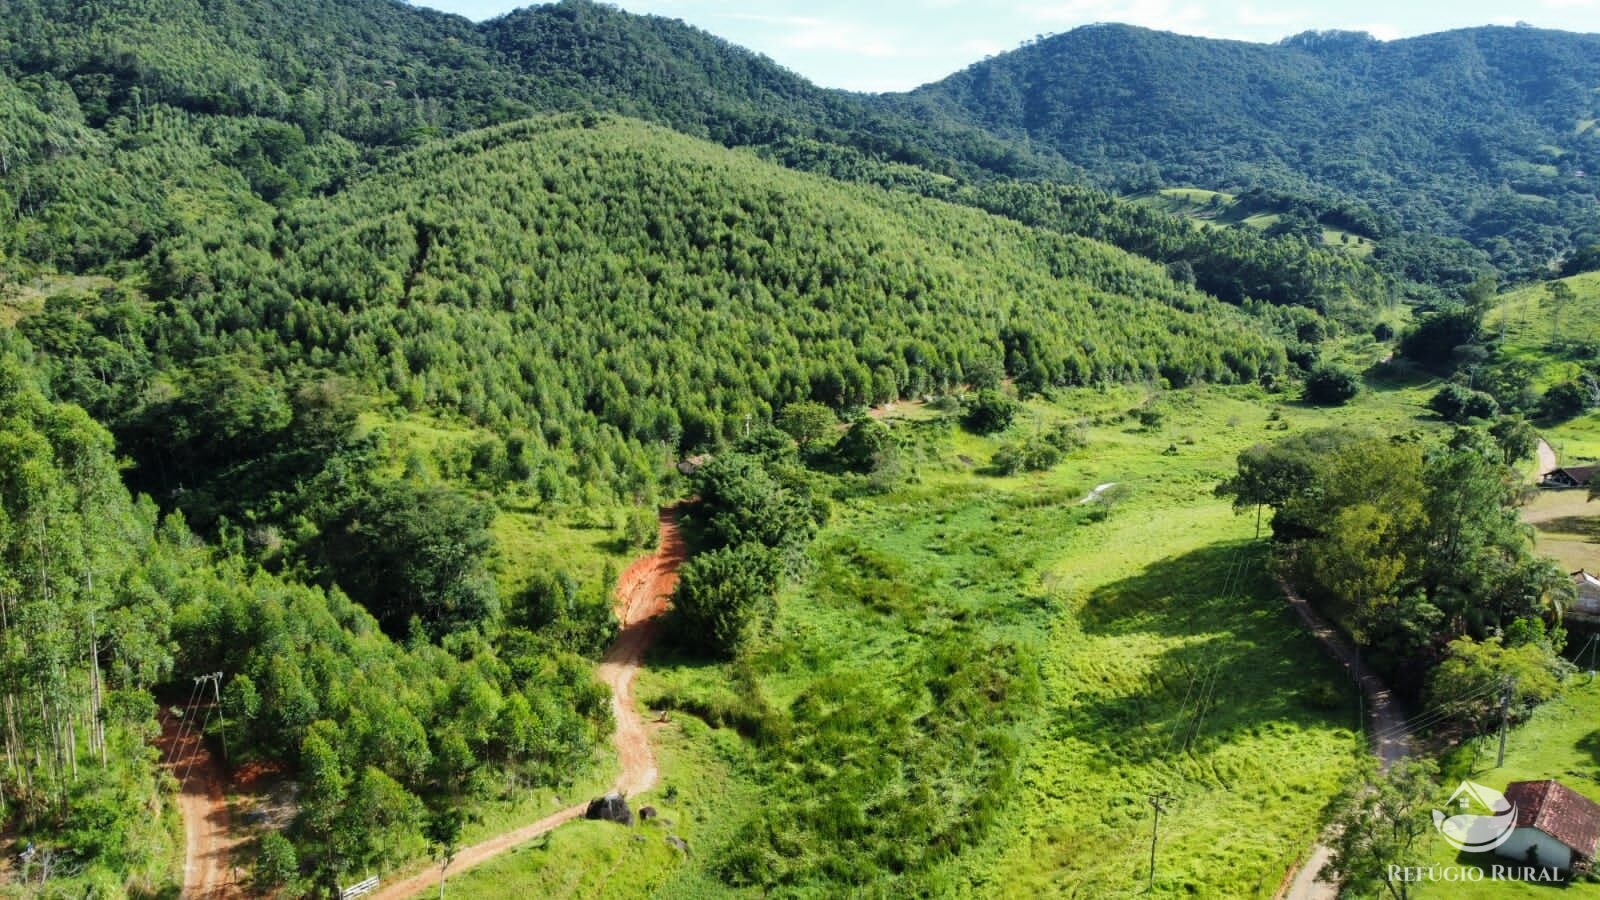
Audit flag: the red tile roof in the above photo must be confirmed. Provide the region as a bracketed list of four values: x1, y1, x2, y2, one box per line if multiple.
[1504, 780, 1600, 857]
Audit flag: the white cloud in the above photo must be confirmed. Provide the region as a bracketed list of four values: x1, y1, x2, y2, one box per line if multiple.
[1540, 0, 1596, 8]
[1350, 21, 1401, 40]
[1017, 0, 1211, 31]
[961, 38, 1009, 56]
[727, 12, 906, 57]
[1235, 3, 1302, 27]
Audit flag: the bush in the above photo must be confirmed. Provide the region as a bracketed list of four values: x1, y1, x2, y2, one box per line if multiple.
[1043, 422, 1086, 452]
[776, 401, 837, 448]
[1303, 364, 1361, 406]
[962, 389, 1017, 434]
[834, 417, 893, 472]
[1398, 306, 1483, 372]
[255, 831, 299, 893]
[670, 542, 781, 657]
[1428, 383, 1499, 422]
[991, 438, 1062, 475]
[1540, 380, 1592, 421]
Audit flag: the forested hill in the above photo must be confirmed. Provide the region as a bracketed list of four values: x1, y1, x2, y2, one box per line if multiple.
[78, 115, 1290, 531]
[0, 0, 1387, 311]
[900, 25, 1600, 282]
[0, 0, 1065, 177]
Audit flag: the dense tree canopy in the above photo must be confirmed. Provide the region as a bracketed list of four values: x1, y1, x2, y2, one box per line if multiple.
[1219, 427, 1572, 718]
[905, 24, 1600, 284]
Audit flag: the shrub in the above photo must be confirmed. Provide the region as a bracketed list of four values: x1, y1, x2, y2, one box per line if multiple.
[670, 543, 781, 657]
[1428, 383, 1499, 422]
[776, 401, 837, 447]
[1540, 380, 1592, 421]
[962, 389, 1017, 434]
[834, 417, 893, 472]
[1303, 365, 1361, 406]
[991, 438, 1062, 475]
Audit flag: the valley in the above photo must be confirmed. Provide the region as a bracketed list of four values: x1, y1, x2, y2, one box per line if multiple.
[1, 1, 1599, 897]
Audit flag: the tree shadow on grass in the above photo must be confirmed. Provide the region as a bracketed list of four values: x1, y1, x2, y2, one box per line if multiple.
[1448, 848, 1575, 890]
[1064, 539, 1361, 772]
[1534, 516, 1600, 541]
[1577, 727, 1600, 768]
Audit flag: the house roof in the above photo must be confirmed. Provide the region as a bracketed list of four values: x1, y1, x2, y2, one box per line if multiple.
[1550, 465, 1600, 483]
[1505, 780, 1600, 857]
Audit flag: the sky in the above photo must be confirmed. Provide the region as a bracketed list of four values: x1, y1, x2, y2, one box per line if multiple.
[412, 0, 1600, 92]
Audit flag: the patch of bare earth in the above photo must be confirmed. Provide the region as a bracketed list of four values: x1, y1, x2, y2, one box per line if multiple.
[157, 709, 242, 898]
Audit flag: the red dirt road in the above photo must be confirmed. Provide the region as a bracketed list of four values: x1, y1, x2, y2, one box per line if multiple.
[371, 507, 684, 900]
[598, 506, 684, 797]
[158, 709, 241, 899]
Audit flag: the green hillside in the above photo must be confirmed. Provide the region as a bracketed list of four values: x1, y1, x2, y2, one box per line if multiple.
[59, 115, 1290, 530]
[0, 1, 1592, 895]
[902, 24, 1600, 287]
[0, 0, 1389, 317]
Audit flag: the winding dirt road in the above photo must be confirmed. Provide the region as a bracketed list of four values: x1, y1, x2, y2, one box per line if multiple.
[1537, 438, 1558, 478]
[371, 507, 684, 900]
[1276, 580, 1411, 900]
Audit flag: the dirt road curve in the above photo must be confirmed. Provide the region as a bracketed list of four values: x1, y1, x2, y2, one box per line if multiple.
[597, 506, 684, 797]
[371, 507, 684, 900]
[158, 709, 241, 899]
[1537, 438, 1558, 477]
[1277, 580, 1410, 900]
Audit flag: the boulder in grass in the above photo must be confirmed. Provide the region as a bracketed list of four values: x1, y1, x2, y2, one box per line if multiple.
[585, 792, 633, 826]
[638, 806, 657, 822]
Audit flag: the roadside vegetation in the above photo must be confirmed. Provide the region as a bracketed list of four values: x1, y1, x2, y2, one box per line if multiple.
[452, 379, 1457, 896]
[6, 0, 1600, 895]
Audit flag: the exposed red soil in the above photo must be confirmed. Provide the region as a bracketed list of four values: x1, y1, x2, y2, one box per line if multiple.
[371, 507, 684, 900]
[157, 708, 242, 899]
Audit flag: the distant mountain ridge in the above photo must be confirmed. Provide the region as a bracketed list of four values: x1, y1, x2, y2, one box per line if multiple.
[0, 0, 1386, 316]
[896, 23, 1600, 280]
[0, 0, 1067, 178]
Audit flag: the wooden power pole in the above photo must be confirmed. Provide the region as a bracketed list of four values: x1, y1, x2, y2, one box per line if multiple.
[1148, 791, 1172, 892]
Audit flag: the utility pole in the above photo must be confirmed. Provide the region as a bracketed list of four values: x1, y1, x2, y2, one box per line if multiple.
[1147, 791, 1172, 892]
[198, 672, 227, 762]
[1496, 679, 1514, 769]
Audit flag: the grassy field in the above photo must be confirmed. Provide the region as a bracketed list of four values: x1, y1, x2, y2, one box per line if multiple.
[1486, 271, 1600, 392]
[1127, 188, 1376, 256]
[1413, 678, 1600, 897]
[354, 410, 642, 599]
[1521, 489, 1600, 574]
[442, 717, 751, 898]
[1544, 411, 1600, 465]
[448, 374, 1447, 897]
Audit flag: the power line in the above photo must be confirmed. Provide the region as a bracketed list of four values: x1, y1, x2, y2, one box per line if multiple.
[1147, 791, 1173, 893]
[175, 673, 224, 789]
[162, 678, 204, 769]
[1368, 678, 1506, 743]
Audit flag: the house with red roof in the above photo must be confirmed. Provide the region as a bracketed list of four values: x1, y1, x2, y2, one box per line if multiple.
[1495, 780, 1600, 873]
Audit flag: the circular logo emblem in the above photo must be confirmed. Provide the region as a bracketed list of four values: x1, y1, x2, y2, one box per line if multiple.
[1432, 781, 1518, 852]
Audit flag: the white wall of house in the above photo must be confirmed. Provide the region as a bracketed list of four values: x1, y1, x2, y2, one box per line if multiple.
[1578, 577, 1600, 607]
[1495, 828, 1574, 871]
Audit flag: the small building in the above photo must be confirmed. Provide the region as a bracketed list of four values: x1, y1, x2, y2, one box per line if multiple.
[675, 453, 711, 476]
[1495, 780, 1600, 873]
[1576, 570, 1600, 608]
[1542, 465, 1598, 488]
